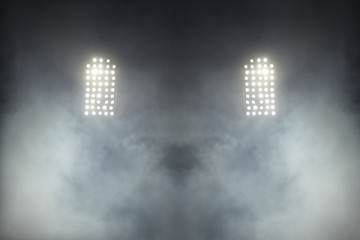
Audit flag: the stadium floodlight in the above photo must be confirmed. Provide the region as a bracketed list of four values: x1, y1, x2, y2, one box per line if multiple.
[244, 57, 276, 116]
[84, 57, 116, 116]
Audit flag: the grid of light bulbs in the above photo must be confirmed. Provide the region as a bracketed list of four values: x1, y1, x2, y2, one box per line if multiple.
[84, 57, 116, 116]
[244, 57, 276, 116]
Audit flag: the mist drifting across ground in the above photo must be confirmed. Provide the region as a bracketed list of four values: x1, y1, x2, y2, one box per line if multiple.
[1, 1, 360, 240]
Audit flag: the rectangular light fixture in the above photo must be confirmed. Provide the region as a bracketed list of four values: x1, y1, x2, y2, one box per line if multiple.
[84, 57, 116, 116]
[244, 57, 276, 116]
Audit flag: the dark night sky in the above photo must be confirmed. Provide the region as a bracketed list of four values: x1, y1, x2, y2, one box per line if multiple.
[1, 1, 360, 240]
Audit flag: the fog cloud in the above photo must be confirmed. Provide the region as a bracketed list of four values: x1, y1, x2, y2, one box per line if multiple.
[1, 1, 360, 240]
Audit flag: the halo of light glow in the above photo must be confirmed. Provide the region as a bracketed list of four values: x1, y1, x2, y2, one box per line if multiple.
[244, 57, 276, 116]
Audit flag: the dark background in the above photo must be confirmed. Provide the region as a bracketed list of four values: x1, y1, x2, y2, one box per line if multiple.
[1, 1, 360, 240]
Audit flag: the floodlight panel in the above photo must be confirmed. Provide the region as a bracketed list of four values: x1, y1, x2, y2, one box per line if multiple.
[244, 57, 276, 116]
[84, 57, 116, 116]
